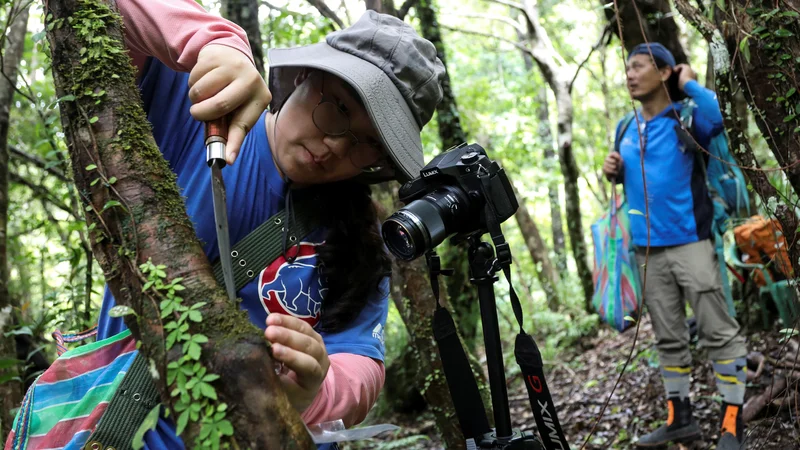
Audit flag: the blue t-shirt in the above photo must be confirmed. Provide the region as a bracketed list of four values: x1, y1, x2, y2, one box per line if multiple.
[96, 58, 389, 449]
[617, 80, 724, 247]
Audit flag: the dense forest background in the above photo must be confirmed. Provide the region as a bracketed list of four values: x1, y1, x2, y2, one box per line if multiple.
[1, 0, 800, 448]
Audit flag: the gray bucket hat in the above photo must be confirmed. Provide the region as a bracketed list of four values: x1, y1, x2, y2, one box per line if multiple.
[267, 10, 446, 183]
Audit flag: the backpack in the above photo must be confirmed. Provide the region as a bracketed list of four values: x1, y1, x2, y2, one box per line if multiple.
[5, 202, 318, 450]
[733, 215, 794, 286]
[615, 100, 748, 317]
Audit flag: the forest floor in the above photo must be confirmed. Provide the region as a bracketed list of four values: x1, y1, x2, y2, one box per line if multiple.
[343, 318, 800, 449]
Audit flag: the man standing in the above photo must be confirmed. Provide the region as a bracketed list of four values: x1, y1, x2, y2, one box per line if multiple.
[602, 43, 747, 449]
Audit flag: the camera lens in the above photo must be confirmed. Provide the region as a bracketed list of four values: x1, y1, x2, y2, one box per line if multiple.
[382, 186, 468, 260]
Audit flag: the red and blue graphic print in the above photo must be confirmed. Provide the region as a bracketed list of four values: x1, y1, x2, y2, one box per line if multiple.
[259, 242, 326, 328]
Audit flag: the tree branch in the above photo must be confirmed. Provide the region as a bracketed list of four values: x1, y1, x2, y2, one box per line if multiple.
[10, 172, 73, 216]
[446, 12, 525, 35]
[397, 0, 418, 20]
[305, 0, 345, 29]
[441, 25, 532, 56]
[487, 0, 523, 11]
[569, 25, 610, 92]
[9, 145, 70, 182]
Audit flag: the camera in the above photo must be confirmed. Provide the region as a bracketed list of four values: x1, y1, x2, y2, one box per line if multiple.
[382, 143, 518, 261]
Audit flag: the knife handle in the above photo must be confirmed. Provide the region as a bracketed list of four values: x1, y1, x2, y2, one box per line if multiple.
[205, 117, 229, 166]
[205, 117, 229, 145]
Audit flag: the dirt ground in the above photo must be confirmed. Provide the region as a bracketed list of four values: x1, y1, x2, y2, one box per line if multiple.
[343, 318, 800, 449]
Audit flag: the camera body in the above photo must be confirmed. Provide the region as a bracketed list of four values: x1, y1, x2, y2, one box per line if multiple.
[382, 143, 518, 260]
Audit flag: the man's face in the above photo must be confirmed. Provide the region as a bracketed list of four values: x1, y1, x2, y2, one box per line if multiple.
[625, 54, 671, 101]
[272, 70, 387, 185]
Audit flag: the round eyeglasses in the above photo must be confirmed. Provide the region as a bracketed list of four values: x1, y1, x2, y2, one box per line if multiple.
[311, 74, 388, 173]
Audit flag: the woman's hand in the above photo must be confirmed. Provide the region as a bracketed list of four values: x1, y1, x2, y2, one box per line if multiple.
[188, 44, 271, 165]
[264, 314, 330, 412]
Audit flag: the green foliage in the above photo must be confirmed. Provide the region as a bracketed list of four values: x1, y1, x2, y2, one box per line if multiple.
[140, 260, 232, 448]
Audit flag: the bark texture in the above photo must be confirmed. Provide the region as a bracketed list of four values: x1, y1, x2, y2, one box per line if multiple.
[45, 0, 312, 446]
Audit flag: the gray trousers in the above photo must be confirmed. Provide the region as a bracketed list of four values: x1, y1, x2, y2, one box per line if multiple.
[635, 240, 747, 366]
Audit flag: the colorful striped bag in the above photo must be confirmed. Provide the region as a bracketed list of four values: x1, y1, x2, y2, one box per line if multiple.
[4, 329, 149, 450]
[590, 191, 642, 332]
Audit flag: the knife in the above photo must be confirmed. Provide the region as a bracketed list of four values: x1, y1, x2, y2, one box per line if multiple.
[206, 117, 237, 302]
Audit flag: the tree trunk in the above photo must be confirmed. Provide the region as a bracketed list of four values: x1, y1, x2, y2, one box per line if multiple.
[417, 0, 482, 351]
[44, 0, 312, 446]
[673, 0, 800, 287]
[715, 1, 800, 198]
[518, 0, 593, 311]
[535, 87, 567, 271]
[0, 1, 30, 435]
[417, 0, 466, 150]
[513, 186, 560, 311]
[604, 0, 688, 63]
[221, 0, 265, 76]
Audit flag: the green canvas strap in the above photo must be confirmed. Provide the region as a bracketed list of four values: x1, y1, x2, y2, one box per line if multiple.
[212, 194, 318, 292]
[85, 196, 318, 449]
[84, 353, 160, 450]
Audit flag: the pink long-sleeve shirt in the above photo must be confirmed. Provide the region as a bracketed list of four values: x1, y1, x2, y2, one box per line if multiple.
[115, 0, 385, 428]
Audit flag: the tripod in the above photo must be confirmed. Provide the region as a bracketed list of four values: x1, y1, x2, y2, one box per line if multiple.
[428, 234, 569, 450]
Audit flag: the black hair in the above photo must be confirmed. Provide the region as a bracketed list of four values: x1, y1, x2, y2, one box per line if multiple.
[270, 71, 393, 332]
[654, 59, 687, 102]
[311, 181, 391, 332]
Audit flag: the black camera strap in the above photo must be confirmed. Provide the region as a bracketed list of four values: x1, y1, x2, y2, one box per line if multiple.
[480, 182, 571, 450]
[428, 253, 492, 442]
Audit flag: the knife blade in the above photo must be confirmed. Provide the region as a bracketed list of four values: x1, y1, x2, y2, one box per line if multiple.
[206, 117, 237, 303]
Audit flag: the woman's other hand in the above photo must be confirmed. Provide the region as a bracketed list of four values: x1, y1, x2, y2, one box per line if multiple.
[264, 314, 331, 412]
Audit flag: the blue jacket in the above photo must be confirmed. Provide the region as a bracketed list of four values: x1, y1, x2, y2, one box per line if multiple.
[617, 80, 724, 247]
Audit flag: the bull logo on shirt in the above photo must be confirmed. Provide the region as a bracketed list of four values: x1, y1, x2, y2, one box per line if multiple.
[258, 243, 326, 328]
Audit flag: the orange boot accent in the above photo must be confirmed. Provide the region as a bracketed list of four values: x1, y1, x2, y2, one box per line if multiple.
[667, 400, 675, 426]
[722, 405, 739, 437]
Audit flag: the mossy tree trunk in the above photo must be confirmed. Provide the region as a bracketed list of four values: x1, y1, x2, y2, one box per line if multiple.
[44, 0, 312, 447]
[674, 0, 800, 286]
[416, 0, 483, 352]
[0, 0, 30, 436]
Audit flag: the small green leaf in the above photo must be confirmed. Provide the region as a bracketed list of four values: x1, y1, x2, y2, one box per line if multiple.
[192, 334, 208, 344]
[85, 164, 97, 171]
[108, 305, 136, 318]
[176, 410, 190, 435]
[108, 176, 117, 184]
[624, 315, 637, 323]
[739, 37, 750, 63]
[132, 405, 161, 450]
[188, 342, 201, 360]
[787, 88, 797, 98]
[58, 94, 76, 103]
[91, 178, 100, 186]
[102, 200, 122, 211]
[629, 209, 644, 216]
[199, 382, 218, 400]
[0, 358, 21, 370]
[89, 116, 99, 124]
[188, 310, 202, 322]
[774, 28, 794, 37]
[217, 420, 234, 436]
[783, 114, 796, 123]
[716, 0, 725, 10]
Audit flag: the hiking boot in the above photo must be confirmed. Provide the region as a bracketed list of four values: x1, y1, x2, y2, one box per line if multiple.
[718, 403, 745, 449]
[636, 397, 701, 448]
[717, 432, 744, 450]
